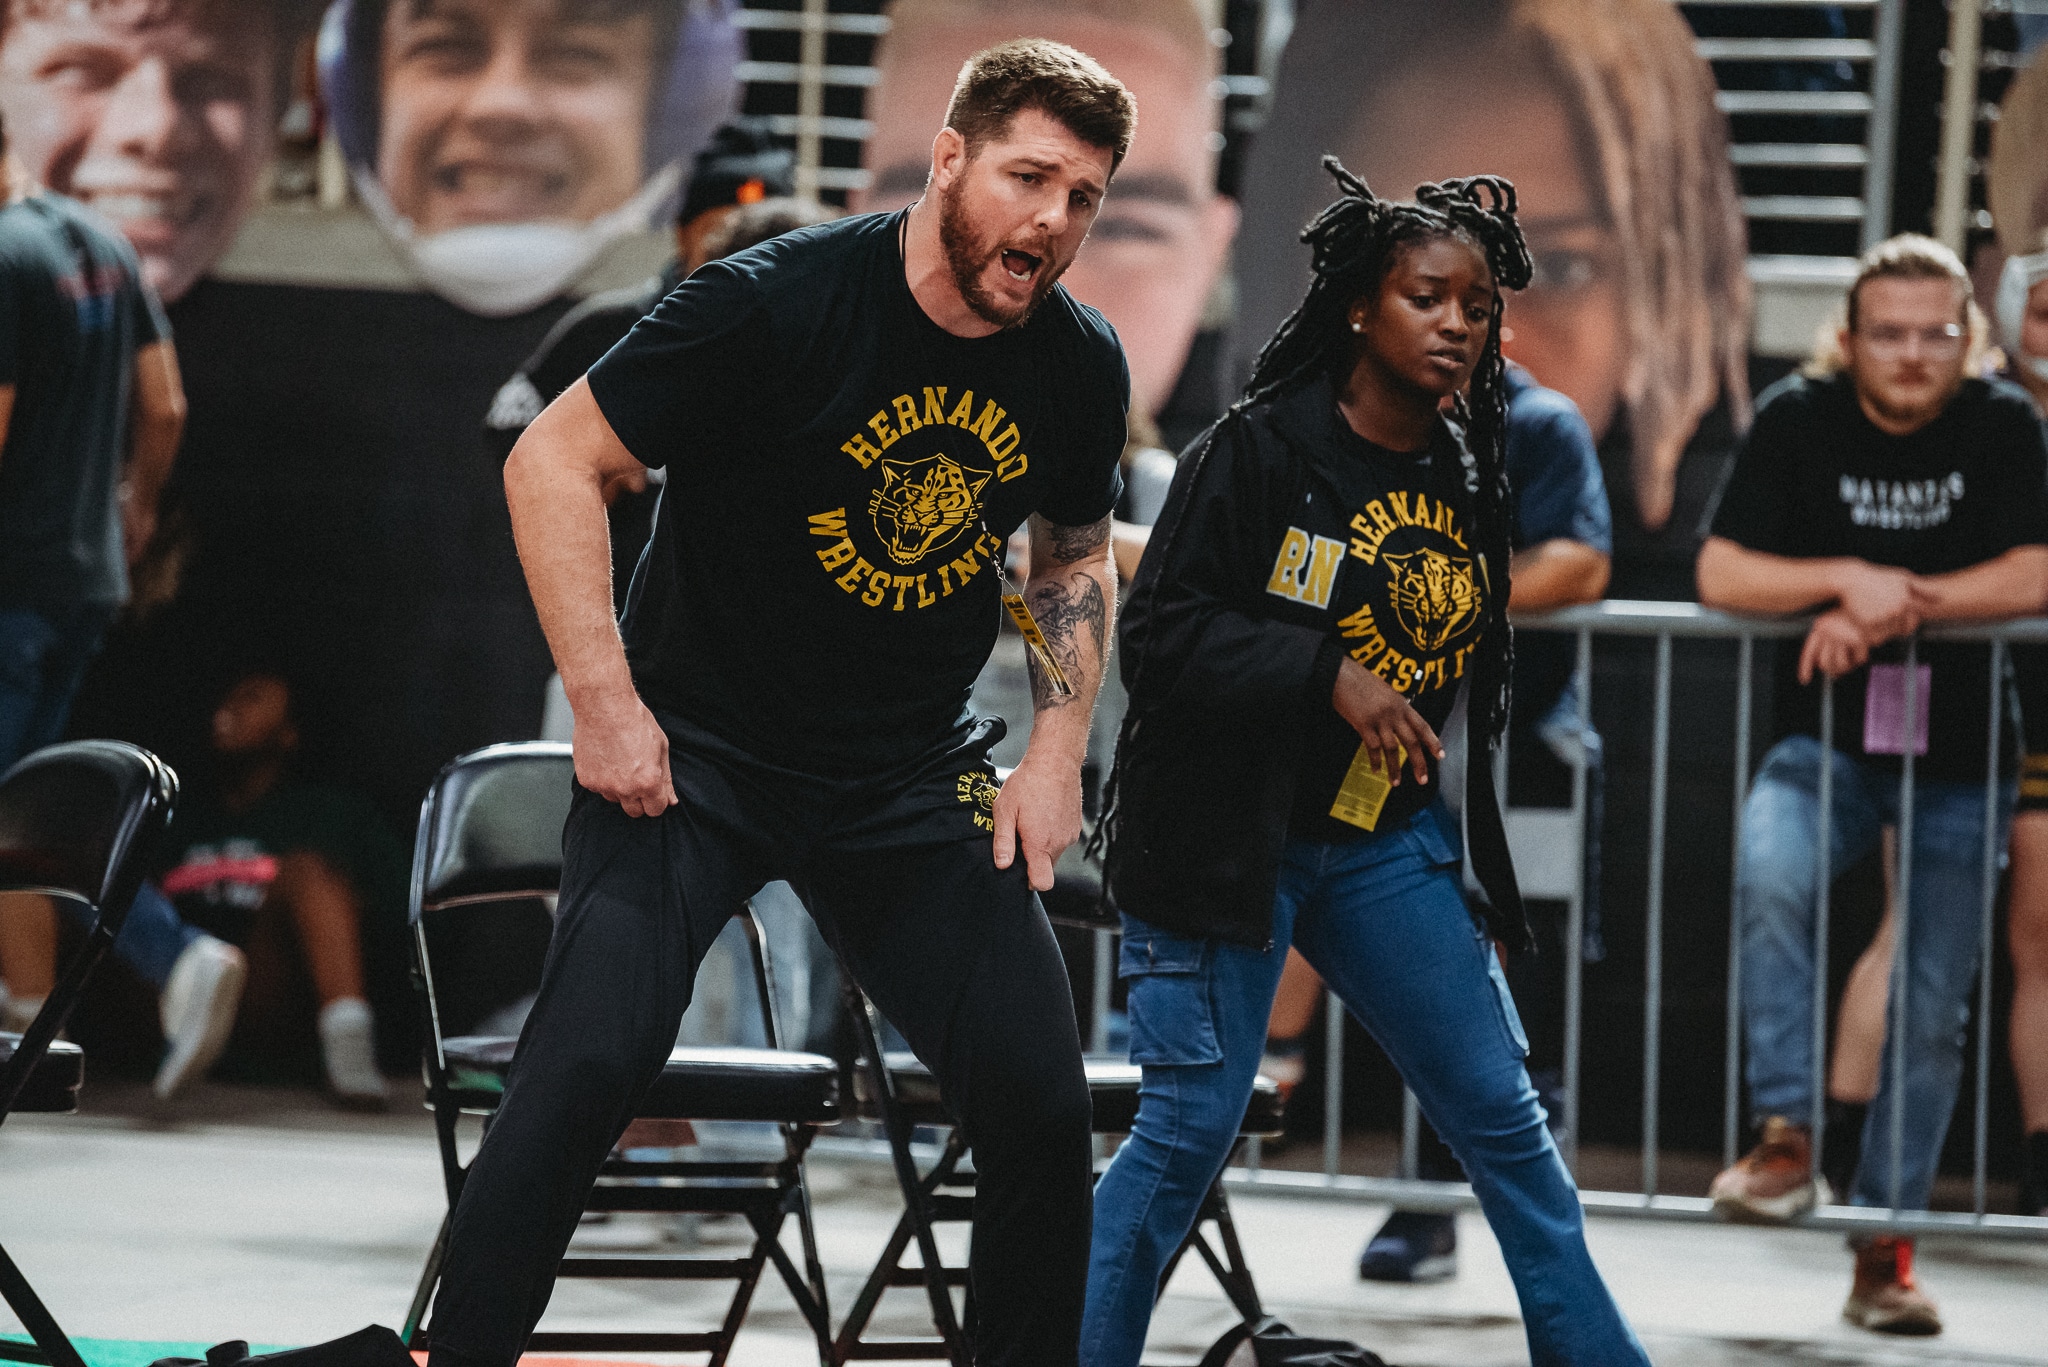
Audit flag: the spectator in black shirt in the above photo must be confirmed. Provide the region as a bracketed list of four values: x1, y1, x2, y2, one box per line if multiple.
[1698, 235, 2048, 1335]
[0, 108, 190, 1034]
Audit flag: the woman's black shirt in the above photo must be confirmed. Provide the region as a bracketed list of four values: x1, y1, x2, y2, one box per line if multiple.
[1109, 374, 1523, 949]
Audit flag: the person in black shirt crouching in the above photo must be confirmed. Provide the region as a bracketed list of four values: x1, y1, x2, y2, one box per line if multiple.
[1087, 160, 1650, 1367]
[427, 40, 1133, 1367]
[1699, 234, 2048, 1335]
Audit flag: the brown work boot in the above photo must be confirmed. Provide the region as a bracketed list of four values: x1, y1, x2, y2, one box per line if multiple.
[1709, 1116, 1832, 1222]
[1843, 1235, 1942, 1335]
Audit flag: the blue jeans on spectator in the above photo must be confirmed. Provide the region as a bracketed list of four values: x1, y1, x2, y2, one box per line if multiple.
[1738, 735, 2014, 1210]
[48, 880, 200, 989]
[0, 603, 115, 773]
[1083, 805, 1647, 1367]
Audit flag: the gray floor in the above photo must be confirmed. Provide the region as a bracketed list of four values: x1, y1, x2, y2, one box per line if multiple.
[3, 1079, 2045, 1366]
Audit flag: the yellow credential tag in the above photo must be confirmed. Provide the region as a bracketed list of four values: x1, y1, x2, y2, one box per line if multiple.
[1001, 592, 1074, 695]
[1329, 742, 1406, 831]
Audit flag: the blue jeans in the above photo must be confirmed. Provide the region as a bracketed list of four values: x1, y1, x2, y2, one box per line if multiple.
[1737, 736, 2015, 1210]
[1083, 805, 1647, 1367]
[0, 603, 115, 774]
[48, 880, 200, 989]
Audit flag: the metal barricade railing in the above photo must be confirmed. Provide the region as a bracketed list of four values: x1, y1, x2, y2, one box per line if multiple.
[1223, 601, 2048, 1242]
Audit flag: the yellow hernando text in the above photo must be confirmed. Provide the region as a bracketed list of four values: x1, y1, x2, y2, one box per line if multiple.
[838, 386, 1029, 482]
[1347, 492, 1467, 565]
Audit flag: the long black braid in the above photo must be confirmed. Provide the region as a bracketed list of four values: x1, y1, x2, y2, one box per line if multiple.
[1090, 158, 1532, 870]
[1250, 156, 1532, 747]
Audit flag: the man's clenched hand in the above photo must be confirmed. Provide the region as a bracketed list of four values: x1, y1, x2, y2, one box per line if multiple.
[991, 749, 1082, 892]
[573, 690, 677, 817]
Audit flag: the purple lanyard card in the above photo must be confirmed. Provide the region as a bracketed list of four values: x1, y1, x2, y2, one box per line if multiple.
[1862, 662, 1931, 757]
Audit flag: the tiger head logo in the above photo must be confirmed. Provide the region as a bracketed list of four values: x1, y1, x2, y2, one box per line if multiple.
[1382, 548, 1481, 652]
[868, 454, 991, 566]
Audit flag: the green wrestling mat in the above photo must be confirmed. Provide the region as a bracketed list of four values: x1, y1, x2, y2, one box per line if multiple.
[2, 1339, 291, 1367]
[4, 1338, 653, 1367]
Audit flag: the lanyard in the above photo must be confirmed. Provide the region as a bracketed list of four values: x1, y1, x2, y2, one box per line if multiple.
[981, 517, 1073, 696]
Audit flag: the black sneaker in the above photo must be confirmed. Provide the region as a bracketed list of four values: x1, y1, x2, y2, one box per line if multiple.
[1358, 1210, 1457, 1282]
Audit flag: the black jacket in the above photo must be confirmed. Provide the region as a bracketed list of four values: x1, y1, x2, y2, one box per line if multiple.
[1105, 376, 1526, 950]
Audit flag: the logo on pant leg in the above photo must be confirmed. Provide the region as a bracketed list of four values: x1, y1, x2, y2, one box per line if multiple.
[955, 769, 1000, 831]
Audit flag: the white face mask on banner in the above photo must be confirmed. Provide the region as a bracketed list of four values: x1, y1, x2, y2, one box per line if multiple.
[1996, 249, 2048, 369]
[316, 0, 739, 317]
[354, 166, 681, 317]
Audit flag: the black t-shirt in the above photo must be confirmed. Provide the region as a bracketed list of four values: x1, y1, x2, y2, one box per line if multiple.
[587, 211, 1127, 774]
[0, 193, 169, 609]
[1709, 372, 2048, 781]
[159, 782, 408, 937]
[1287, 407, 1489, 842]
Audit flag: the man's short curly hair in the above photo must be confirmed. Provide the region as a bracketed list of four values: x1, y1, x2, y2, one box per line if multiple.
[944, 37, 1136, 172]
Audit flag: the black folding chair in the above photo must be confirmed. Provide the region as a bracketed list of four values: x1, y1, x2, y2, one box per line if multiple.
[399, 743, 840, 1365]
[0, 742, 178, 1367]
[834, 894, 1285, 1366]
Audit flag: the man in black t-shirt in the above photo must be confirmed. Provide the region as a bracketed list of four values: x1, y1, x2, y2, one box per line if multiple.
[0, 131, 182, 776]
[1697, 235, 2048, 1335]
[426, 41, 1132, 1367]
[0, 111, 189, 1029]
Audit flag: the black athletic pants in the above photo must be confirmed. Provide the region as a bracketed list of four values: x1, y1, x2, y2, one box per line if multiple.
[425, 716, 1093, 1367]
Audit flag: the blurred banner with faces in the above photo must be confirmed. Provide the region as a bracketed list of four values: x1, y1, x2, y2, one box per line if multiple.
[0, 0, 328, 303]
[316, 0, 740, 314]
[1986, 44, 2048, 401]
[1233, 0, 1751, 537]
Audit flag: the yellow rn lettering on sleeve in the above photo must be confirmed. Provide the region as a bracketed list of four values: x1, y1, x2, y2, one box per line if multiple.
[1265, 527, 1345, 609]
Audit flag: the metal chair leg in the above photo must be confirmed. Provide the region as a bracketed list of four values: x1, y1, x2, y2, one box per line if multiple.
[1195, 1179, 1265, 1323]
[401, 1210, 451, 1348]
[1150, 1174, 1265, 1328]
[0, 1242, 86, 1367]
[839, 980, 970, 1365]
[787, 1160, 836, 1366]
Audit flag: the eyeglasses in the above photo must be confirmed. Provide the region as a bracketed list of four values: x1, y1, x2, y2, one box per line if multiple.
[1855, 323, 1965, 358]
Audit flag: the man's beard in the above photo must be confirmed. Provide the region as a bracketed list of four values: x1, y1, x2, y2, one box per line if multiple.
[938, 177, 1062, 329]
[1861, 370, 1963, 431]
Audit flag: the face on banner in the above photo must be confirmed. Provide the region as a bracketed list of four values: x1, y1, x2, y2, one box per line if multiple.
[1345, 72, 1626, 444]
[860, 5, 1237, 424]
[319, 0, 739, 314]
[0, 0, 288, 302]
[1236, 0, 1749, 533]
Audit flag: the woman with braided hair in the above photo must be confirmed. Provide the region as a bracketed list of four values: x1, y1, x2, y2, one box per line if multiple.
[1083, 160, 1648, 1367]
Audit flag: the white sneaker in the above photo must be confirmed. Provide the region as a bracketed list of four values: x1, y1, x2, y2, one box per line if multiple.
[153, 936, 245, 1099]
[318, 996, 388, 1109]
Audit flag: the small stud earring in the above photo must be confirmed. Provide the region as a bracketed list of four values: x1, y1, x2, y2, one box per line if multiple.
[1350, 320, 1363, 333]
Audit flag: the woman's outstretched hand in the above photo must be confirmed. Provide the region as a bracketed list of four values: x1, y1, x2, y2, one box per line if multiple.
[1332, 656, 1442, 786]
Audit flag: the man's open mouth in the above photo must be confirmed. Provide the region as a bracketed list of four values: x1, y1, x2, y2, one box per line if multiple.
[1001, 248, 1042, 282]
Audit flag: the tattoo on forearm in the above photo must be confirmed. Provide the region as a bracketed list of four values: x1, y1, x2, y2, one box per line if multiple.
[1024, 572, 1108, 710]
[1036, 514, 1113, 567]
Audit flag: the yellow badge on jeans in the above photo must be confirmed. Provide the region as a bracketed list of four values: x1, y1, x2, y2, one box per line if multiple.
[1330, 742, 1405, 831]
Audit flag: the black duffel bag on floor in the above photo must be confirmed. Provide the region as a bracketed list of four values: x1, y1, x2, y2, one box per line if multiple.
[1198, 1315, 1390, 1367]
[150, 1326, 413, 1367]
